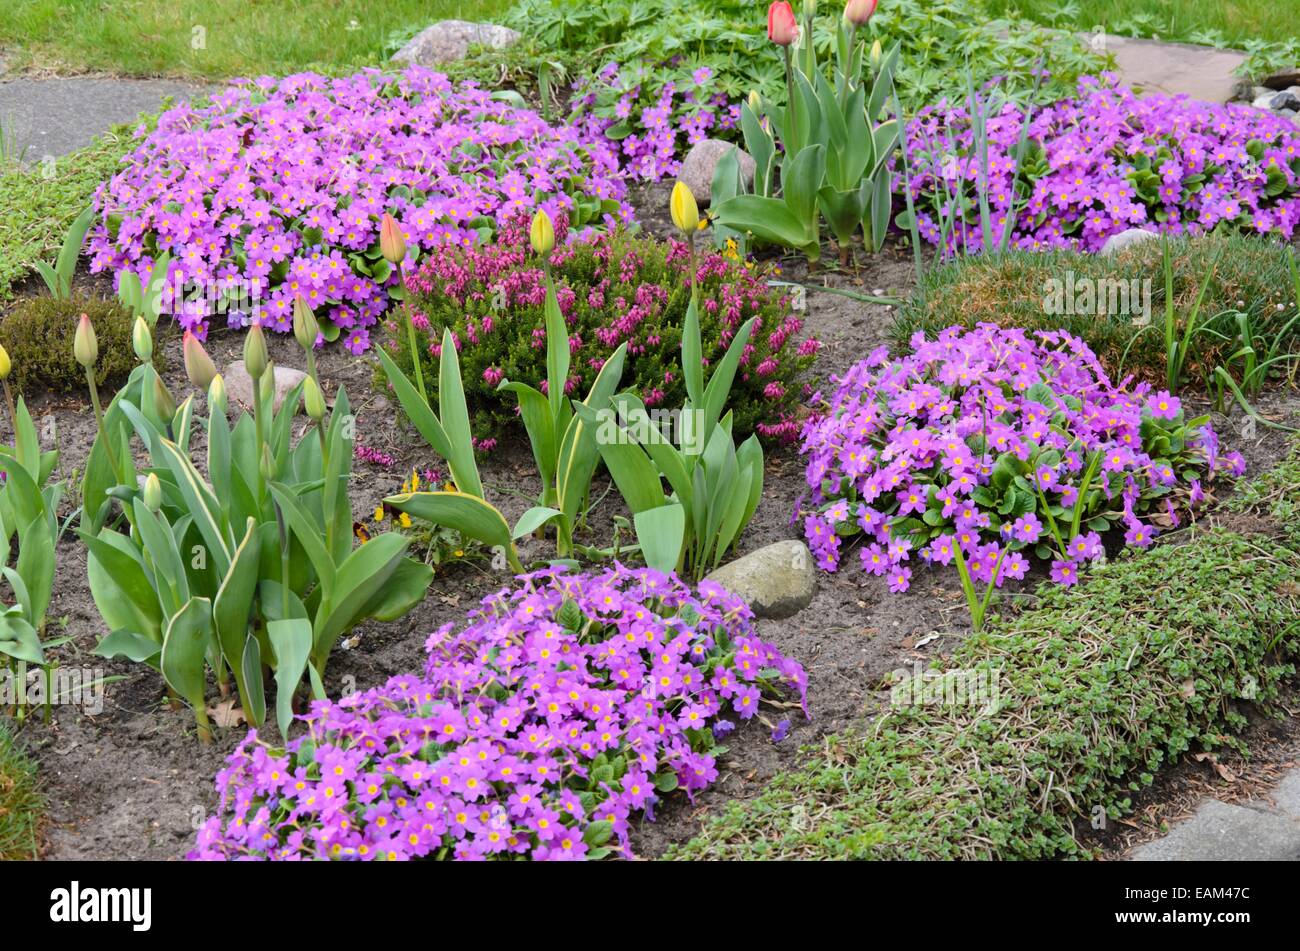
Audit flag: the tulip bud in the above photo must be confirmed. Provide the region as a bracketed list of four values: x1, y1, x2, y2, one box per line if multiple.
[844, 0, 877, 26]
[670, 181, 700, 235]
[182, 330, 218, 391]
[260, 444, 277, 484]
[529, 209, 555, 257]
[153, 374, 177, 420]
[803, 0, 817, 18]
[303, 374, 327, 422]
[143, 473, 163, 513]
[132, 317, 153, 363]
[767, 1, 799, 46]
[869, 38, 883, 66]
[747, 90, 762, 113]
[244, 323, 268, 381]
[259, 360, 276, 404]
[379, 213, 406, 265]
[209, 373, 227, 414]
[293, 294, 319, 352]
[0, 346, 11, 382]
[74, 313, 98, 370]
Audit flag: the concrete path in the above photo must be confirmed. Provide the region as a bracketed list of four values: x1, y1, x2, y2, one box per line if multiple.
[1130, 769, 1300, 860]
[0, 76, 214, 160]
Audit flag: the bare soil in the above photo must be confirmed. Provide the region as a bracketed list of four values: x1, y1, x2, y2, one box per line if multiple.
[3, 211, 1298, 860]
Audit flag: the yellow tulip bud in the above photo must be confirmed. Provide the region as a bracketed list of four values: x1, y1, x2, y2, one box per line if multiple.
[74, 313, 98, 370]
[143, 473, 163, 513]
[0, 346, 11, 381]
[670, 181, 700, 235]
[244, 323, 268, 381]
[303, 374, 327, 422]
[208, 373, 227, 414]
[747, 90, 762, 113]
[153, 374, 177, 420]
[870, 38, 882, 67]
[529, 209, 555, 257]
[133, 317, 153, 363]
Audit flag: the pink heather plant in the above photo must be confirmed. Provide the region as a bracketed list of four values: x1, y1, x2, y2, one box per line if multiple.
[395, 211, 818, 444]
[799, 324, 1244, 593]
[190, 565, 807, 861]
[87, 67, 633, 350]
[568, 61, 742, 182]
[905, 75, 1300, 255]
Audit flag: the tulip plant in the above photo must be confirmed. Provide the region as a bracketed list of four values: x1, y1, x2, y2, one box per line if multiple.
[78, 309, 433, 741]
[577, 185, 765, 580]
[715, 0, 901, 264]
[0, 348, 68, 723]
[377, 209, 629, 567]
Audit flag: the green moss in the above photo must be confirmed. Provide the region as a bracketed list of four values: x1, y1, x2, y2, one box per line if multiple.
[894, 235, 1299, 390]
[671, 450, 1300, 860]
[0, 296, 144, 396]
[0, 724, 42, 861]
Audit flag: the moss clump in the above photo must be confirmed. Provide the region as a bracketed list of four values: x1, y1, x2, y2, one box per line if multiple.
[0, 296, 142, 395]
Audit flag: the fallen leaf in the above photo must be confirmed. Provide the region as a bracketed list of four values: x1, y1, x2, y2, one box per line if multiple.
[208, 698, 246, 728]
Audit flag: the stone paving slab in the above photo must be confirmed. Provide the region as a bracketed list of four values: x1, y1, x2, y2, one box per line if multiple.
[1130, 792, 1300, 861]
[0, 77, 214, 160]
[1104, 35, 1247, 104]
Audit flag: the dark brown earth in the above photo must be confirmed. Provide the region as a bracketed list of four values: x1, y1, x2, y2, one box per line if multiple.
[3, 211, 1298, 860]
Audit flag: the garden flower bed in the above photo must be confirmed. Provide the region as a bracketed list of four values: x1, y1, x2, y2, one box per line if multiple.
[1, 0, 1299, 870]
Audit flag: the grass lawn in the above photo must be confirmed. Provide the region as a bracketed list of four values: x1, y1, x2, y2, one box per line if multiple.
[0, 0, 514, 79]
[0, 724, 42, 860]
[988, 0, 1296, 48]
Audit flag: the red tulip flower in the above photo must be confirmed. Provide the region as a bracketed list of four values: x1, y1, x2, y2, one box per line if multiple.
[767, 1, 799, 46]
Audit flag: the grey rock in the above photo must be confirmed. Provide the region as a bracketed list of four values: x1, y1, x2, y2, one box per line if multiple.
[223, 361, 307, 414]
[1269, 91, 1300, 111]
[1270, 770, 1300, 820]
[391, 20, 522, 66]
[677, 139, 757, 207]
[1263, 67, 1300, 91]
[1254, 92, 1281, 109]
[1100, 227, 1159, 257]
[1129, 799, 1300, 861]
[705, 540, 816, 619]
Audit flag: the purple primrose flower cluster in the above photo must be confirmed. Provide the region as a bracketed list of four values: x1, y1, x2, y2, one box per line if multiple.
[190, 565, 807, 861]
[87, 67, 632, 350]
[799, 324, 1244, 593]
[905, 75, 1300, 254]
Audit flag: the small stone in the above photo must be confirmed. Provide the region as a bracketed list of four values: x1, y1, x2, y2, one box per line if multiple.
[1254, 92, 1280, 109]
[1263, 68, 1300, 91]
[1269, 91, 1300, 112]
[223, 361, 307, 414]
[676, 139, 757, 207]
[705, 540, 817, 620]
[1100, 228, 1159, 257]
[391, 20, 522, 67]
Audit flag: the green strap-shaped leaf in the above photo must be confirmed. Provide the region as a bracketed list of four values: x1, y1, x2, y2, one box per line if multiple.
[357, 557, 434, 623]
[437, 327, 486, 498]
[634, 504, 686, 575]
[386, 490, 521, 572]
[513, 505, 564, 540]
[159, 597, 213, 717]
[94, 629, 161, 669]
[80, 529, 164, 641]
[0, 610, 43, 665]
[375, 346, 455, 461]
[240, 635, 266, 729]
[681, 295, 704, 407]
[268, 482, 336, 595]
[543, 272, 571, 425]
[498, 380, 557, 491]
[556, 344, 627, 523]
[268, 618, 313, 741]
[701, 319, 756, 442]
[131, 499, 188, 613]
[157, 438, 232, 578]
[213, 517, 262, 716]
[312, 533, 408, 665]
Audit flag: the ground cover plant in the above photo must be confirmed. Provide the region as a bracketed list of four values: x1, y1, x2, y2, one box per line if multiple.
[0, 724, 42, 860]
[904, 76, 1300, 255]
[672, 443, 1300, 859]
[799, 323, 1244, 626]
[0, 296, 141, 394]
[190, 564, 808, 860]
[87, 66, 632, 350]
[894, 234, 1300, 391]
[391, 211, 818, 445]
[0, 126, 136, 299]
